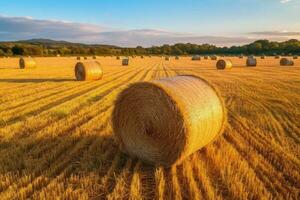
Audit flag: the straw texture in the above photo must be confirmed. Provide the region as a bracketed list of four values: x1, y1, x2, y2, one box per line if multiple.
[19, 57, 36, 69]
[75, 61, 103, 81]
[112, 75, 226, 166]
[280, 58, 294, 66]
[216, 59, 232, 70]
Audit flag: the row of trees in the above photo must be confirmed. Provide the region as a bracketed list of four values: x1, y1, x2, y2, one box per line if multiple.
[0, 39, 300, 57]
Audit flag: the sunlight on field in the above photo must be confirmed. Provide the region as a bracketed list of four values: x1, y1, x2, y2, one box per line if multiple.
[0, 56, 299, 199]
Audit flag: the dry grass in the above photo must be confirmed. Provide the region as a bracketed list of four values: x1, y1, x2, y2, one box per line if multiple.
[0, 56, 299, 199]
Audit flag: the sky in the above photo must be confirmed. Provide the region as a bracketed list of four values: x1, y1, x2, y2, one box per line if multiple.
[0, 0, 299, 47]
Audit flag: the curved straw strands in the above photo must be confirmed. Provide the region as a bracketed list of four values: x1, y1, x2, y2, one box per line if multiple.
[112, 75, 227, 167]
[216, 59, 232, 70]
[74, 61, 103, 81]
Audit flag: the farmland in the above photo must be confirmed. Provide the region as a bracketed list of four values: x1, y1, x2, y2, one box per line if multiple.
[0, 56, 299, 199]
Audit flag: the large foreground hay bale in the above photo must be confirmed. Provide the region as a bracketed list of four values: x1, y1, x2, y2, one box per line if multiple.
[216, 59, 232, 70]
[246, 57, 257, 67]
[122, 58, 129, 66]
[75, 61, 103, 81]
[280, 58, 294, 66]
[19, 57, 36, 69]
[112, 75, 226, 166]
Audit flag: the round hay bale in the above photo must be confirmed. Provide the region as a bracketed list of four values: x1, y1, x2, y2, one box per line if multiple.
[293, 56, 298, 59]
[165, 57, 170, 61]
[275, 55, 280, 59]
[116, 56, 120, 60]
[84, 57, 88, 60]
[175, 56, 179, 60]
[75, 61, 103, 81]
[77, 56, 81, 60]
[280, 58, 294, 66]
[192, 55, 201, 60]
[239, 56, 244, 59]
[261, 56, 265, 59]
[19, 57, 36, 69]
[93, 56, 97, 59]
[122, 58, 129, 66]
[216, 59, 232, 70]
[204, 56, 208, 60]
[246, 57, 257, 67]
[210, 55, 218, 60]
[112, 75, 226, 166]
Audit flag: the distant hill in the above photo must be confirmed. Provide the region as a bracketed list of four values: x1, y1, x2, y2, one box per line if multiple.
[3, 38, 120, 49]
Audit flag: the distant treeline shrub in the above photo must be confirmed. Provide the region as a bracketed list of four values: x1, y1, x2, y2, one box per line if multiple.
[0, 39, 300, 57]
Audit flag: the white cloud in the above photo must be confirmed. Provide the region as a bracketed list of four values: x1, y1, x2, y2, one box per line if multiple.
[0, 15, 299, 47]
[280, 0, 292, 4]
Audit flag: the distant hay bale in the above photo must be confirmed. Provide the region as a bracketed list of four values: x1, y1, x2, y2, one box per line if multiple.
[112, 75, 226, 166]
[204, 56, 208, 60]
[261, 56, 265, 59]
[77, 56, 81, 60]
[122, 58, 129, 66]
[84, 57, 88, 60]
[75, 61, 103, 81]
[19, 57, 36, 69]
[246, 57, 257, 67]
[275, 55, 280, 59]
[175, 56, 179, 60]
[293, 56, 298, 59]
[192, 55, 201, 60]
[93, 56, 97, 59]
[165, 57, 170, 61]
[280, 58, 294, 66]
[116, 56, 120, 60]
[239, 55, 244, 59]
[216, 59, 232, 70]
[210, 55, 218, 60]
[141, 56, 144, 59]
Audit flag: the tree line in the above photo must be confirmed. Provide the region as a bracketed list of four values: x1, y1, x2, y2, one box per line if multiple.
[0, 39, 299, 57]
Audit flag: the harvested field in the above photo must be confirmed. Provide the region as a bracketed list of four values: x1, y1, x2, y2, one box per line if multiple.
[0, 56, 299, 199]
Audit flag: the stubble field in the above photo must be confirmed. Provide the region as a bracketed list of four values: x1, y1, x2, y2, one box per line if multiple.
[0, 56, 299, 200]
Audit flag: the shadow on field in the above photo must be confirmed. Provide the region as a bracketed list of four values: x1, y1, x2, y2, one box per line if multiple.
[0, 78, 75, 83]
[0, 125, 220, 199]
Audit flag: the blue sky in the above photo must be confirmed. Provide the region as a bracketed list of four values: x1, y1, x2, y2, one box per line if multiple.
[0, 0, 299, 46]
